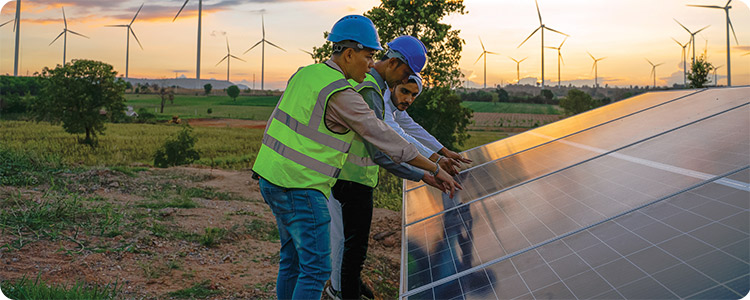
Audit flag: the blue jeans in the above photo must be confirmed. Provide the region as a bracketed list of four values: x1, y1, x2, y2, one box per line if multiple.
[259, 177, 331, 300]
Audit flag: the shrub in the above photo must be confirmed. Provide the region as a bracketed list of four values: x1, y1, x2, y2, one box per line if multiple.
[153, 126, 200, 168]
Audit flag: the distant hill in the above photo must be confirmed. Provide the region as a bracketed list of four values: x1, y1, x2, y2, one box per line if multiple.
[123, 77, 249, 90]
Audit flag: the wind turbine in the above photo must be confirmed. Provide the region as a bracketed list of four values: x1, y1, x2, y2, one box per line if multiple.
[518, 0, 568, 89]
[49, 7, 89, 66]
[244, 14, 286, 91]
[299, 48, 314, 61]
[646, 58, 663, 88]
[105, 3, 144, 79]
[0, 19, 13, 28]
[173, 0, 203, 81]
[545, 37, 567, 87]
[10, 0, 20, 76]
[509, 56, 528, 84]
[474, 37, 499, 89]
[672, 37, 690, 86]
[216, 37, 245, 82]
[687, 1, 739, 86]
[674, 19, 709, 66]
[588, 52, 606, 88]
[713, 65, 724, 86]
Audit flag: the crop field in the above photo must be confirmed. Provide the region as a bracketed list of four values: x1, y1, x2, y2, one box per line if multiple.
[461, 101, 561, 115]
[470, 112, 563, 129]
[124, 94, 279, 121]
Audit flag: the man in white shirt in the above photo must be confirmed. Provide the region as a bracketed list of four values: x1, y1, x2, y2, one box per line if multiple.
[384, 74, 472, 168]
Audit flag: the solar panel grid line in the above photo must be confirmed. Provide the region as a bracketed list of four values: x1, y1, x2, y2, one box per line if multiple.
[610, 206, 746, 298]
[404, 101, 750, 228]
[405, 89, 707, 192]
[400, 166, 749, 298]
[528, 130, 750, 192]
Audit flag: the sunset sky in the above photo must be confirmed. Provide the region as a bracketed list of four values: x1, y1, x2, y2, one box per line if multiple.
[1, 0, 749, 90]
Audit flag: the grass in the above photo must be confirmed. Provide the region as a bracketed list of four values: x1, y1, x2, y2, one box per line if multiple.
[0, 120, 263, 170]
[245, 219, 280, 242]
[0, 275, 119, 300]
[124, 94, 278, 120]
[167, 280, 222, 299]
[462, 101, 561, 115]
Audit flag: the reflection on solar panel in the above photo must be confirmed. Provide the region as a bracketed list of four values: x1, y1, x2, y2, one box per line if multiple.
[400, 87, 750, 299]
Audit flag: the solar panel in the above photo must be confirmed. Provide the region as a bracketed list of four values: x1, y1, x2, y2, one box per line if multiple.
[400, 87, 750, 299]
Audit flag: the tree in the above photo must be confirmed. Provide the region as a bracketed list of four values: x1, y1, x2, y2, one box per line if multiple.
[311, 0, 471, 148]
[496, 88, 509, 103]
[153, 126, 200, 168]
[541, 89, 554, 102]
[227, 85, 240, 101]
[204, 83, 212, 96]
[559, 89, 600, 116]
[33, 59, 126, 145]
[688, 53, 714, 88]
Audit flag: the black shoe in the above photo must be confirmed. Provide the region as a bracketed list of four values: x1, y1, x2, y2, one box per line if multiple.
[359, 281, 374, 299]
[326, 284, 342, 300]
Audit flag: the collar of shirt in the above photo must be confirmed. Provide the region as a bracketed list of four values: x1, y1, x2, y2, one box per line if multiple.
[383, 88, 398, 117]
[368, 69, 387, 94]
[324, 59, 346, 76]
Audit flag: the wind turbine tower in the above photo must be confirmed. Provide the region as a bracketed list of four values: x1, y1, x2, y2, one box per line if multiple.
[545, 37, 567, 87]
[509, 56, 528, 84]
[674, 19, 709, 66]
[216, 36, 246, 82]
[687, 1, 738, 86]
[588, 52, 606, 88]
[13, 0, 20, 76]
[474, 37, 499, 89]
[174, 0, 203, 81]
[673, 37, 690, 86]
[518, 0, 568, 89]
[49, 7, 89, 66]
[646, 58, 663, 88]
[713, 65, 724, 86]
[244, 14, 286, 91]
[106, 3, 144, 79]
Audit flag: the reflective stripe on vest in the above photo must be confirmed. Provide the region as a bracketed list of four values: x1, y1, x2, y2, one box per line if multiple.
[253, 63, 355, 196]
[337, 74, 384, 187]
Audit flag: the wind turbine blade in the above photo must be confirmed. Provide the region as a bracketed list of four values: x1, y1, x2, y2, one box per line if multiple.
[598, 57, 607, 61]
[655, 63, 664, 67]
[674, 18, 690, 33]
[545, 26, 568, 36]
[560, 53, 564, 65]
[591, 63, 595, 74]
[174, 0, 189, 22]
[226, 37, 230, 53]
[12, 17, 16, 32]
[535, 0, 542, 25]
[243, 40, 263, 54]
[265, 40, 287, 52]
[0, 19, 13, 28]
[131, 3, 144, 25]
[130, 28, 144, 50]
[518, 26, 541, 48]
[588, 51, 595, 60]
[486, 51, 500, 55]
[687, 5, 722, 9]
[479, 36, 486, 52]
[671, 37, 683, 47]
[646, 58, 654, 66]
[728, 17, 738, 45]
[508, 56, 518, 63]
[262, 14, 265, 37]
[474, 52, 484, 64]
[67, 30, 89, 39]
[520, 57, 527, 62]
[105, 24, 128, 27]
[62, 7, 67, 28]
[216, 55, 228, 66]
[544, 46, 557, 50]
[230, 54, 246, 62]
[299, 49, 313, 56]
[726, 0, 732, 7]
[559, 36, 567, 48]
[49, 31, 65, 46]
[694, 25, 710, 34]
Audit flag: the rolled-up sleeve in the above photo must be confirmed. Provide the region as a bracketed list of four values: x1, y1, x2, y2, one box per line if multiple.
[395, 110, 444, 153]
[326, 89, 418, 164]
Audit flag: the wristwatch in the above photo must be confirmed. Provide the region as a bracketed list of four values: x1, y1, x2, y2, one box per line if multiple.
[429, 161, 440, 176]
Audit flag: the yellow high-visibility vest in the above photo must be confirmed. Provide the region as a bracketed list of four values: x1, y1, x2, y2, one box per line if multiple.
[337, 74, 383, 188]
[253, 63, 355, 196]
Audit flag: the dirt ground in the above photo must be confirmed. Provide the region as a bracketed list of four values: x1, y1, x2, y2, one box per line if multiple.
[0, 167, 402, 299]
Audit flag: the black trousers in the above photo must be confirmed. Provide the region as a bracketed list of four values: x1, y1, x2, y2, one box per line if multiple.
[331, 180, 374, 300]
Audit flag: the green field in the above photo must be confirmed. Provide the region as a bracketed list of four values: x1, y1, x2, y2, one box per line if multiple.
[124, 94, 279, 120]
[461, 101, 561, 115]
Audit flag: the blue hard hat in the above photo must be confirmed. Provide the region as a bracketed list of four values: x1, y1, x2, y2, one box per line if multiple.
[327, 15, 383, 51]
[387, 36, 428, 74]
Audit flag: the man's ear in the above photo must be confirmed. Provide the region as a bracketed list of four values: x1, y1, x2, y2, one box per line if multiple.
[342, 48, 355, 63]
[386, 57, 400, 69]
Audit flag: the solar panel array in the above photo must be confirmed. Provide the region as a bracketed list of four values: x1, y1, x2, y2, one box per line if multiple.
[400, 87, 750, 299]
